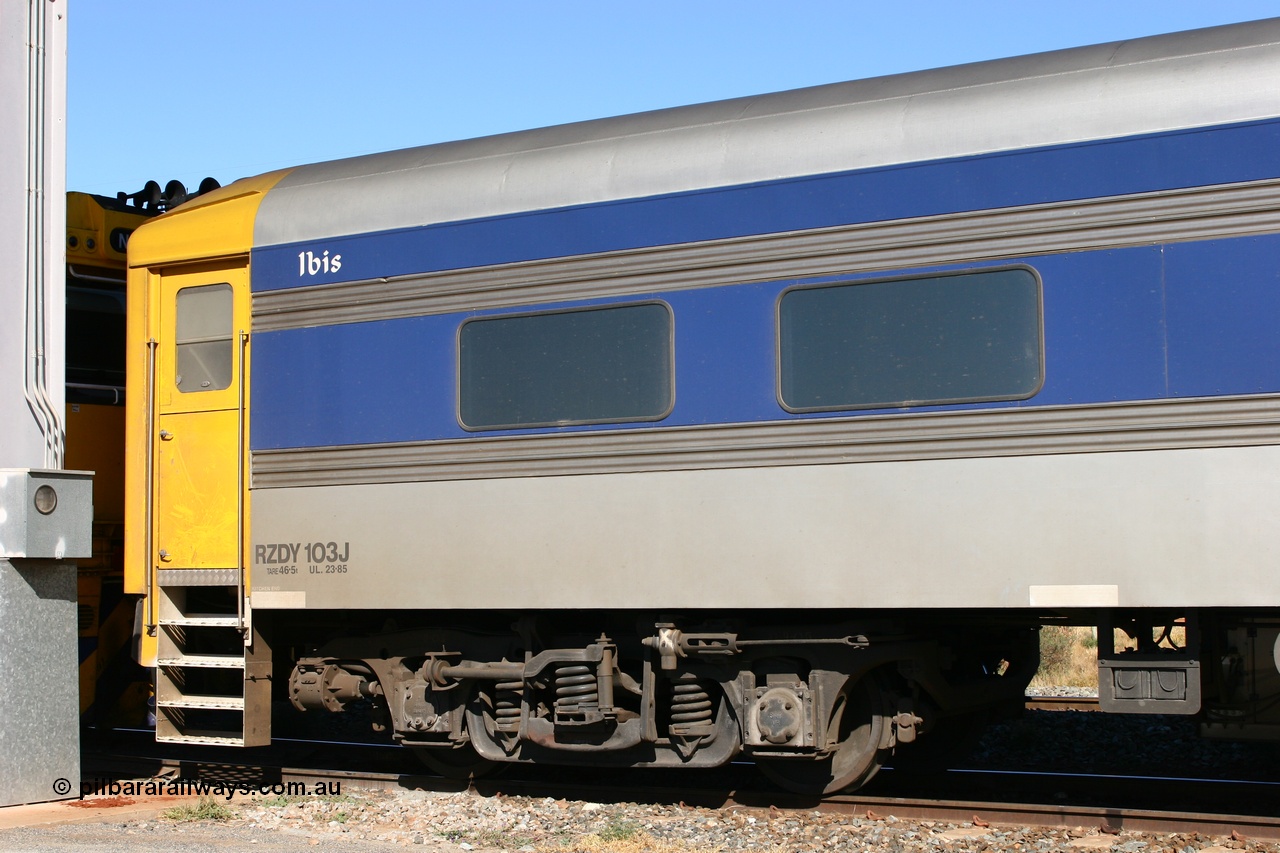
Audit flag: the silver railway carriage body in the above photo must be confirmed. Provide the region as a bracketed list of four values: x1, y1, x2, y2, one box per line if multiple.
[126, 19, 1280, 793]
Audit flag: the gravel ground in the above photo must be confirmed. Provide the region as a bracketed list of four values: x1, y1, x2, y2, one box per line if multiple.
[4, 708, 1277, 852]
[967, 711, 1280, 781]
[1, 787, 1277, 853]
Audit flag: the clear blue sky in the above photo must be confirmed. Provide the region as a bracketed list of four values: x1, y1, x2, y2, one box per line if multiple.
[68, 1, 1280, 198]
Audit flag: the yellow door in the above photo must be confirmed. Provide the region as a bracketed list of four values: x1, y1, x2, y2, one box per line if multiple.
[153, 265, 248, 571]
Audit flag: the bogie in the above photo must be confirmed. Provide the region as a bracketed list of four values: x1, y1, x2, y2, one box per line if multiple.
[285, 614, 1037, 794]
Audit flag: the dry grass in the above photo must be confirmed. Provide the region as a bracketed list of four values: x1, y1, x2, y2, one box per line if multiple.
[161, 796, 238, 822]
[1030, 624, 1189, 690]
[542, 833, 714, 853]
[539, 817, 722, 853]
[1030, 625, 1098, 689]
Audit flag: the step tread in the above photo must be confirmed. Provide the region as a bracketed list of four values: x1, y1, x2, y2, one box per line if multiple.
[160, 615, 242, 628]
[156, 731, 245, 746]
[157, 695, 245, 711]
[157, 654, 246, 669]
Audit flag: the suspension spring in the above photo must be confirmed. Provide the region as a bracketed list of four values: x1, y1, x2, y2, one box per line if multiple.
[670, 674, 714, 734]
[492, 679, 523, 732]
[554, 664, 598, 709]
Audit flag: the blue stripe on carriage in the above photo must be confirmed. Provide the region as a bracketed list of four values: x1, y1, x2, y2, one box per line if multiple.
[249, 234, 1280, 451]
[248, 119, 1280, 293]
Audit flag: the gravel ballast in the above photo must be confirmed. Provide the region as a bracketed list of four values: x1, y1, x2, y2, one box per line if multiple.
[1, 787, 1277, 853]
[4, 708, 1277, 852]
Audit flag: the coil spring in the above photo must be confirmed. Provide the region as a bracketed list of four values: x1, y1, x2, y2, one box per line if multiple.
[670, 676, 713, 726]
[493, 679, 523, 732]
[554, 664, 598, 708]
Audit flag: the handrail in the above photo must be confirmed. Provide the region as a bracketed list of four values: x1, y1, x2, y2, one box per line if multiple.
[67, 264, 127, 285]
[67, 382, 124, 405]
[236, 329, 248, 636]
[144, 337, 158, 636]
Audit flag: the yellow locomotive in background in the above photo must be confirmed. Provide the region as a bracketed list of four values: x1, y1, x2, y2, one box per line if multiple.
[66, 181, 216, 727]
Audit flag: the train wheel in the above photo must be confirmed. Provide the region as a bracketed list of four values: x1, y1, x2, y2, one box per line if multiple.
[757, 675, 887, 795]
[409, 743, 499, 780]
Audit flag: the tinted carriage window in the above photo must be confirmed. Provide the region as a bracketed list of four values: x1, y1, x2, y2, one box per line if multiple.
[779, 268, 1042, 411]
[175, 283, 233, 393]
[459, 303, 674, 430]
[66, 285, 126, 395]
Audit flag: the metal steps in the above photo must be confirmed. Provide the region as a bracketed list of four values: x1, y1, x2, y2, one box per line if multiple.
[154, 581, 270, 747]
[162, 614, 242, 628]
[154, 731, 248, 747]
[157, 694, 245, 711]
[157, 653, 245, 669]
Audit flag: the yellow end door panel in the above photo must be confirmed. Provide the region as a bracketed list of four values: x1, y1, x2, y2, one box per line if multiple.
[155, 409, 240, 568]
[151, 264, 249, 573]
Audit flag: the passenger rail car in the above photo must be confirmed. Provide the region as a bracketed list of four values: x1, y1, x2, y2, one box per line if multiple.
[125, 20, 1280, 794]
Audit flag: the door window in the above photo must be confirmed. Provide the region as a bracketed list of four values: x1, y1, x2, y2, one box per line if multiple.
[175, 283, 234, 393]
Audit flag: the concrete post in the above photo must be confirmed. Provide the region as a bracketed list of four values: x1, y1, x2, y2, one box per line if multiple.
[0, 0, 80, 806]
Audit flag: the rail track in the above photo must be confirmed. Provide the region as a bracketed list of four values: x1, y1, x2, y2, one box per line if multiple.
[1022, 695, 1101, 712]
[81, 723, 1280, 842]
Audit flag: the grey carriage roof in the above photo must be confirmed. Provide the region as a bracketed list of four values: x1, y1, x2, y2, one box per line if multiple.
[253, 18, 1280, 248]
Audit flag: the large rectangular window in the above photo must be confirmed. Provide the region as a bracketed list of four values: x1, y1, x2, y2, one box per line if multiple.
[778, 267, 1042, 411]
[459, 302, 674, 430]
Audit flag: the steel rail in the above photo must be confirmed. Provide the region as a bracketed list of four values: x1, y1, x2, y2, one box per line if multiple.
[81, 740, 1280, 841]
[1023, 695, 1101, 712]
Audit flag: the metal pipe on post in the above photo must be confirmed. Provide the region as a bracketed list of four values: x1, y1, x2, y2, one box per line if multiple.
[0, 0, 79, 806]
